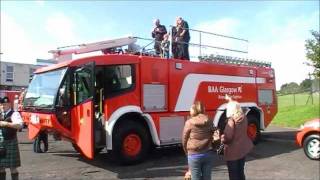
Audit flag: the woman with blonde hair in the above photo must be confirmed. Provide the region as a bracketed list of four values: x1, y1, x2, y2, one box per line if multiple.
[182, 101, 214, 180]
[221, 95, 253, 180]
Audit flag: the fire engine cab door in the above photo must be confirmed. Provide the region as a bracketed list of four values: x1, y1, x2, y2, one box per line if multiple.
[71, 62, 95, 159]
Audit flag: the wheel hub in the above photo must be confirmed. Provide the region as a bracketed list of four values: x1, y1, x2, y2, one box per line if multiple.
[307, 139, 320, 158]
[40, 140, 46, 152]
[123, 134, 142, 157]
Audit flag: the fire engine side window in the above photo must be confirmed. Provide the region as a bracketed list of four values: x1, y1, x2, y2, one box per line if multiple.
[104, 65, 133, 95]
[74, 68, 93, 104]
[258, 89, 273, 105]
[57, 73, 71, 107]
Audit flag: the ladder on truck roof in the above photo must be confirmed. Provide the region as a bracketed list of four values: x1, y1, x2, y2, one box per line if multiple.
[199, 54, 271, 67]
[49, 37, 137, 62]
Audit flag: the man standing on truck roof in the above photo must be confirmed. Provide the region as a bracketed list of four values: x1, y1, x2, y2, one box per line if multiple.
[152, 19, 167, 56]
[176, 17, 190, 60]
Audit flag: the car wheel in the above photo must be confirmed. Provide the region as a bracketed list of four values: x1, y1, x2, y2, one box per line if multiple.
[112, 121, 150, 165]
[247, 115, 261, 145]
[303, 134, 320, 160]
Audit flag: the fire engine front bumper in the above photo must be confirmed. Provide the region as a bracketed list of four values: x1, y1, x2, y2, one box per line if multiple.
[21, 112, 72, 140]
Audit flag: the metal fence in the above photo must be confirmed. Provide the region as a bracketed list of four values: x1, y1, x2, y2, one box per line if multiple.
[131, 26, 273, 66]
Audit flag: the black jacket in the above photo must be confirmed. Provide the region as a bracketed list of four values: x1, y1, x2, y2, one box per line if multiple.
[181, 20, 190, 42]
[0, 109, 17, 140]
[152, 24, 167, 41]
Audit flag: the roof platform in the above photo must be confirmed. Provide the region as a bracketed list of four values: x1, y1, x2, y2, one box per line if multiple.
[47, 27, 271, 68]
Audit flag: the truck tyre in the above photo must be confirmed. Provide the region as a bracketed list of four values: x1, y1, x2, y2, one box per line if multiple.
[94, 147, 104, 154]
[72, 143, 83, 154]
[72, 143, 103, 156]
[247, 115, 261, 145]
[112, 121, 150, 165]
[303, 134, 320, 160]
[33, 133, 48, 153]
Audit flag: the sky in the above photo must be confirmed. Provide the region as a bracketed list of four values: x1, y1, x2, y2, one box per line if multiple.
[0, 0, 319, 89]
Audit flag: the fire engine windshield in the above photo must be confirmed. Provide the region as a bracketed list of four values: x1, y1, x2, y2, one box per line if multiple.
[23, 68, 67, 109]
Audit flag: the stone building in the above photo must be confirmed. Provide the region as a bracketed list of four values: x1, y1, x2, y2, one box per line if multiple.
[0, 61, 41, 90]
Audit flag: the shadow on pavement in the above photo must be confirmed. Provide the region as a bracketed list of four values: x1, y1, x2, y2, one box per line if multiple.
[49, 130, 300, 179]
[262, 129, 298, 141]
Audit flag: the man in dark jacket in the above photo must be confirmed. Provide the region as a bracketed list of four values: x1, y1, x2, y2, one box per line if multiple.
[152, 19, 167, 55]
[0, 97, 23, 180]
[171, 26, 178, 59]
[177, 17, 190, 60]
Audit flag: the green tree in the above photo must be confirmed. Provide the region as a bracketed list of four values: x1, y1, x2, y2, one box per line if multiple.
[305, 30, 320, 78]
[300, 78, 312, 91]
[280, 82, 300, 94]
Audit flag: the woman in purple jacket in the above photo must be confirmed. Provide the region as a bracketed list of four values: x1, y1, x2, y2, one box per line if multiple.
[221, 96, 253, 180]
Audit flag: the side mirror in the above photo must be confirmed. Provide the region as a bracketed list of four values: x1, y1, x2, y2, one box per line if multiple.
[59, 87, 65, 95]
[75, 67, 84, 72]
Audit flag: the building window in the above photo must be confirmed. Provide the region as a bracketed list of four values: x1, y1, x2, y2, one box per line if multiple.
[6, 65, 14, 82]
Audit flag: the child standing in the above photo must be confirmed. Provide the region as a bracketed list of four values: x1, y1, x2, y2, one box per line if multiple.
[161, 33, 170, 59]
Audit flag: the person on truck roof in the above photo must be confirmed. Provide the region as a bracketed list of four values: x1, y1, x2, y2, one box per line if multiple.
[151, 19, 167, 56]
[161, 33, 170, 59]
[176, 17, 190, 60]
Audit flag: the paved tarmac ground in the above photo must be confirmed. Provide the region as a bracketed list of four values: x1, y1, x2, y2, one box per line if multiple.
[7, 126, 320, 180]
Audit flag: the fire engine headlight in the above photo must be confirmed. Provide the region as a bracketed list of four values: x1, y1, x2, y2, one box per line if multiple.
[30, 114, 40, 124]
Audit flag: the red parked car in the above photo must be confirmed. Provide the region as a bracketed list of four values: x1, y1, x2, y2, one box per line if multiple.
[296, 119, 320, 160]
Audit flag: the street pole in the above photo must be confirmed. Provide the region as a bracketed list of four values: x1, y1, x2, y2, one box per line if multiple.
[309, 73, 314, 105]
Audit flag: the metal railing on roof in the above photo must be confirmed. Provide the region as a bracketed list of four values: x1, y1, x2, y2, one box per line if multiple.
[47, 26, 271, 67]
[169, 25, 249, 57]
[132, 36, 270, 67]
[199, 54, 271, 67]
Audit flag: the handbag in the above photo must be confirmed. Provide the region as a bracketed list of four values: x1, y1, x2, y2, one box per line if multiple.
[0, 146, 6, 157]
[212, 127, 224, 155]
[216, 143, 224, 155]
[216, 118, 236, 156]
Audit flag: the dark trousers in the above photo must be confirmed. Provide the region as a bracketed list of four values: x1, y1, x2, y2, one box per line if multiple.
[177, 41, 189, 60]
[154, 41, 161, 55]
[183, 43, 190, 60]
[177, 43, 184, 60]
[172, 43, 178, 59]
[226, 157, 246, 180]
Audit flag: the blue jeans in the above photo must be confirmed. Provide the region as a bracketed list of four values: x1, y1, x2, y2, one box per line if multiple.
[188, 151, 214, 180]
[226, 157, 246, 180]
[163, 51, 169, 59]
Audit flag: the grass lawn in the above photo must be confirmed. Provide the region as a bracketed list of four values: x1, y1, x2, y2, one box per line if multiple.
[271, 93, 320, 128]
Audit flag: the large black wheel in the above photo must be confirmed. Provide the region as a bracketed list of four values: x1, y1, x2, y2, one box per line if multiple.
[112, 121, 151, 165]
[247, 115, 261, 145]
[72, 143, 104, 156]
[303, 134, 320, 160]
[33, 132, 48, 153]
[94, 147, 104, 154]
[72, 143, 83, 154]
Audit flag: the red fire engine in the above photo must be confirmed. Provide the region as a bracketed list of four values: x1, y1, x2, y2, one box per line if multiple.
[0, 90, 21, 104]
[21, 36, 277, 164]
